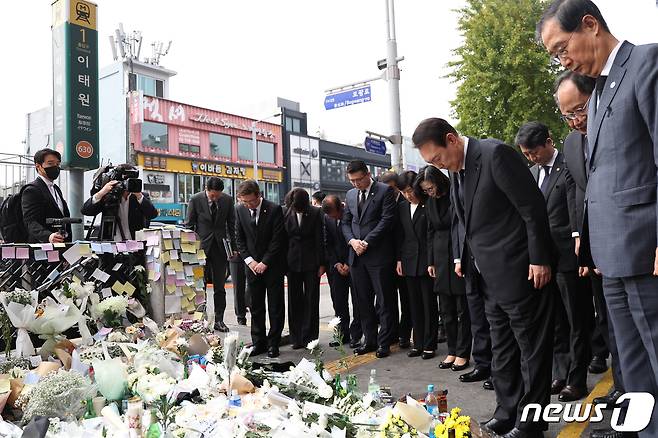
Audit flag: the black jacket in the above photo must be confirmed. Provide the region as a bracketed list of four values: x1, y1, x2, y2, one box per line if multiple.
[284, 206, 325, 272]
[530, 151, 578, 272]
[235, 199, 287, 273]
[22, 178, 71, 243]
[81, 193, 158, 240]
[452, 138, 554, 303]
[562, 131, 588, 236]
[396, 200, 430, 277]
[427, 195, 465, 295]
[186, 191, 236, 258]
[324, 214, 349, 269]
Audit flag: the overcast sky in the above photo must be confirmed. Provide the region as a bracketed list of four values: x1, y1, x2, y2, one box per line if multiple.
[0, 0, 657, 157]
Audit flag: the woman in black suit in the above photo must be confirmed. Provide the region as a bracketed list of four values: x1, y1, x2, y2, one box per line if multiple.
[396, 171, 439, 359]
[420, 166, 471, 371]
[284, 188, 326, 348]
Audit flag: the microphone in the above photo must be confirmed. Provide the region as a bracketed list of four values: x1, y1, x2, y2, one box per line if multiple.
[45, 217, 83, 225]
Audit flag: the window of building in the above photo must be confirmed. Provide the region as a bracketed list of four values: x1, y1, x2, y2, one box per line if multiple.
[257, 141, 275, 164]
[321, 158, 349, 183]
[141, 121, 168, 149]
[237, 137, 253, 161]
[285, 116, 301, 133]
[177, 174, 206, 203]
[264, 182, 279, 203]
[209, 132, 231, 158]
[179, 143, 200, 154]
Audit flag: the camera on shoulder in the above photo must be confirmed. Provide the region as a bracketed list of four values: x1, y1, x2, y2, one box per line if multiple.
[91, 164, 143, 208]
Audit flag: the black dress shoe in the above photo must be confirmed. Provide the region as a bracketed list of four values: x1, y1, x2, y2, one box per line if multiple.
[267, 346, 279, 358]
[291, 343, 304, 350]
[483, 377, 494, 390]
[451, 360, 470, 371]
[349, 340, 362, 349]
[354, 345, 377, 355]
[407, 349, 422, 358]
[438, 360, 454, 369]
[551, 379, 566, 395]
[589, 355, 608, 374]
[250, 345, 267, 357]
[559, 385, 588, 402]
[593, 390, 624, 408]
[590, 428, 636, 438]
[459, 368, 490, 382]
[214, 321, 230, 332]
[375, 347, 390, 358]
[237, 318, 247, 326]
[502, 427, 544, 438]
[421, 351, 436, 360]
[481, 418, 515, 435]
[398, 339, 411, 349]
[329, 340, 341, 348]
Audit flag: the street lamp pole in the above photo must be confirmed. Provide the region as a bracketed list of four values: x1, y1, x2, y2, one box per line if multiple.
[385, 0, 403, 172]
[251, 113, 281, 183]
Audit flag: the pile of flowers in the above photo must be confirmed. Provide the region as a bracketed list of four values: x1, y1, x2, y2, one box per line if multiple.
[434, 408, 471, 438]
[380, 411, 420, 437]
[92, 296, 129, 328]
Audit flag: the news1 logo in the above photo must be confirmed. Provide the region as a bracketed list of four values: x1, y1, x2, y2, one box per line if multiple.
[521, 393, 655, 432]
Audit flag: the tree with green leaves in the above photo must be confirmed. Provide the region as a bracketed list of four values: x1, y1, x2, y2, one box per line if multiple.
[448, 0, 568, 146]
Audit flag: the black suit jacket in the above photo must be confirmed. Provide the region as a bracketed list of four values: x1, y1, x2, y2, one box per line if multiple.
[80, 193, 158, 240]
[428, 195, 465, 295]
[284, 206, 325, 272]
[324, 214, 349, 269]
[396, 200, 429, 277]
[185, 191, 236, 258]
[562, 131, 588, 235]
[235, 199, 286, 273]
[452, 138, 554, 303]
[22, 178, 72, 243]
[341, 181, 396, 266]
[530, 152, 578, 272]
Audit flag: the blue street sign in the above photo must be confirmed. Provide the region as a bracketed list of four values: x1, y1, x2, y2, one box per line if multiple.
[324, 85, 372, 110]
[364, 136, 387, 155]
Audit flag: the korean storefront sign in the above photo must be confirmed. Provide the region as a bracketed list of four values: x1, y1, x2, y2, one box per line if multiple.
[137, 155, 283, 182]
[52, 0, 99, 170]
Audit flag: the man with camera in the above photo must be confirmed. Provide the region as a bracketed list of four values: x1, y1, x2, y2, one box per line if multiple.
[81, 164, 158, 241]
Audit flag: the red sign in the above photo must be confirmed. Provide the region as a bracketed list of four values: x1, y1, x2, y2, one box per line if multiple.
[76, 141, 93, 159]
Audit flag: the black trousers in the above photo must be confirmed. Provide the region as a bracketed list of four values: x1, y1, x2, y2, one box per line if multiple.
[350, 262, 397, 348]
[439, 293, 472, 358]
[480, 274, 554, 432]
[590, 272, 624, 391]
[464, 262, 492, 371]
[287, 270, 321, 346]
[229, 259, 248, 320]
[205, 244, 228, 322]
[396, 273, 412, 342]
[552, 272, 592, 388]
[246, 267, 285, 349]
[328, 268, 362, 342]
[406, 275, 438, 351]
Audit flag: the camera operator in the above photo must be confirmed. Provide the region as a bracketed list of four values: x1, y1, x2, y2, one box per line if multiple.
[22, 148, 72, 243]
[81, 164, 158, 241]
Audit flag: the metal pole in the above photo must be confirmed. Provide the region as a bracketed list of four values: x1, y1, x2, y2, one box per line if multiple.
[385, 0, 403, 172]
[68, 170, 84, 240]
[251, 121, 258, 182]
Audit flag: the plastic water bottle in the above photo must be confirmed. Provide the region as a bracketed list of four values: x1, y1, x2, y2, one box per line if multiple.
[368, 369, 379, 400]
[426, 384, 439, 437]
[229, 389, 242, 408]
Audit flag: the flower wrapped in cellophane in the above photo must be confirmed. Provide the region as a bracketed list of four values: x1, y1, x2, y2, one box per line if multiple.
[28, 297, 83, 359]
[0, 290, 38, 357]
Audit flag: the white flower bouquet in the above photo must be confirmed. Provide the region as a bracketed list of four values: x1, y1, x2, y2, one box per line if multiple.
[92, 358, 127, 401]
[0, 290, 38, 357]
[28, 297, 83, 359]
[91, 295, 129, 328]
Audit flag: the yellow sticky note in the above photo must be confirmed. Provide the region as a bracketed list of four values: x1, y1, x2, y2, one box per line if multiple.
[174, 319, 183, 326]
[124, 282, 136, 297]
[170, 260, 183, 271]
[164, 239, 174, 250]
[193, 267, 204, 279]
[181, 243, 195, 254]
[197, 250, 206, 260]
[111, 281, 125, 294]
[161, 251, 171, 264]
[166, 284, 177, 294]
[181, 232, 192, 243]
[194, 241, 201, 250]
[148, 270, 156, 281]
[78, 244, 91, 255]
[193, 311, 203, 320]
[0, 378, 10, 393]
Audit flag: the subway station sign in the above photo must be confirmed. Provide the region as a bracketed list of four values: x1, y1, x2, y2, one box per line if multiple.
[52, 0, 99, 169]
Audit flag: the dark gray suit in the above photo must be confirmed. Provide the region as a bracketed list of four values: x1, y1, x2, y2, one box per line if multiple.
[186, 191, 235, 322]
[342, 181, 397, 348]
[531, 152, 590, 390]
[583, 41, 658, 435]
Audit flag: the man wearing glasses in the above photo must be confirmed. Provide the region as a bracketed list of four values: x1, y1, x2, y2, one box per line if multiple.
[539, 1, 658, 436]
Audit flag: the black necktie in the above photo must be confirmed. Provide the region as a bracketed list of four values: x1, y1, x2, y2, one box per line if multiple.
[595, 75, 608, 108]
[457, 170, 465, 210]
[250, 208, 258, 227]
[540, 165, 552, 194]
[357, 190, 366, 217]
[210, 202, 217, 222]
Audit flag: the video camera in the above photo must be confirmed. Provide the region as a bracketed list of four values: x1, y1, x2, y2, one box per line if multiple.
[91, 164, 143, 208]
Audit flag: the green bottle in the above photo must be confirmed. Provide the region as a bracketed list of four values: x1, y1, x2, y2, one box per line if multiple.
[146, 410, 162, 438]
[83, 398, 96, 419]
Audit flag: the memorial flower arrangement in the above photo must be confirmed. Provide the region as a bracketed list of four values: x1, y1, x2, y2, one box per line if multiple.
[0, 290, 34, 358]
[92, 295, 129, 328]
[380, 411, 420, 437]
[434, 407, 471, 438]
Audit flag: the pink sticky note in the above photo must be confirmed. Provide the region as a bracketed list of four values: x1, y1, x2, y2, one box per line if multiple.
[195, 294, 206, 305]
[116, 243, 128, 253]
[41, 244, 54, 251]
[2, 247, 16, 259]
[47, 251, 60, 262]
[176, 279, 186, 286]
[16, 248, 29, 259]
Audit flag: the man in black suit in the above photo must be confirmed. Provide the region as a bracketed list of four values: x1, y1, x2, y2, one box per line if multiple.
[322, 195, 362, 348]
[234, 180, 286, 358]
[186, 177, 236, 331]
[342, 160, 397, 358]
[554, 71, 624, 409]
[414, 118, 554, 438]
[22, 148, 72, 243]
[516, 121, 591, 402]
[81, 164, 158, 241]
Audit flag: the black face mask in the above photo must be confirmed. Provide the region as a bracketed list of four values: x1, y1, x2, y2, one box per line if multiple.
[43, 165, 60, 181]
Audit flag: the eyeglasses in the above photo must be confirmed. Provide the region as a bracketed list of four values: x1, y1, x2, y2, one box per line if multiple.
[550, 31, 575, 65]
[560, 95, 591, 121]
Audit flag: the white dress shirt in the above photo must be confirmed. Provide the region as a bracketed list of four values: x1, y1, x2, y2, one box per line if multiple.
[597, 40, 624, 109]
[244, 198, 264, 266]
[410, 203, 419, 219]
[296, 212, 303, 227]
[537, 148, 559, 188]
[38, 175, 64, 213]
[455, 136, 469, 264]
